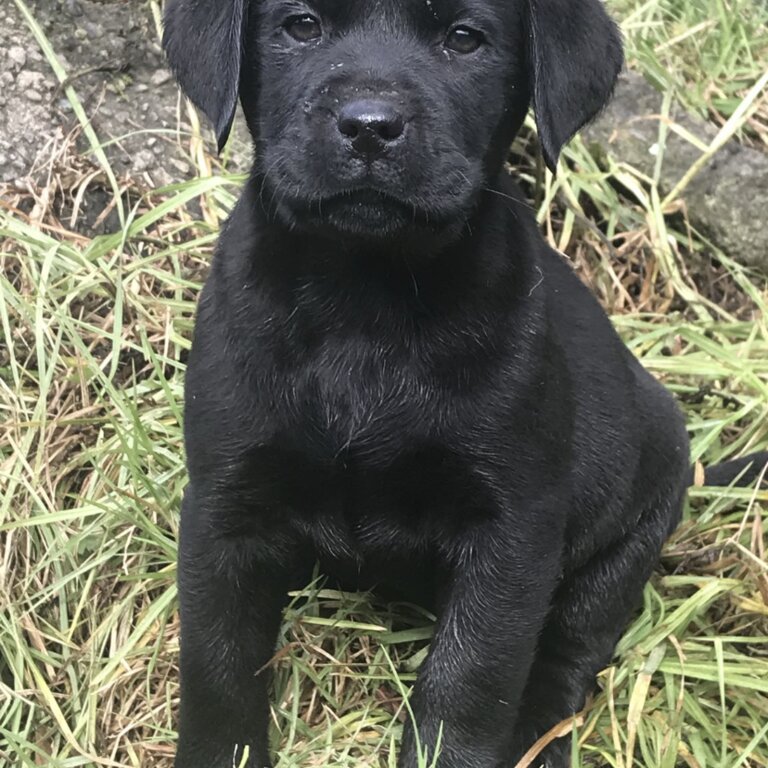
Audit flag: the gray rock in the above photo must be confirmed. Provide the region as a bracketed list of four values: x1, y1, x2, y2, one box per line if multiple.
[131, 148, 156, 174]
[8, 45, 26, 69]
[17, 70, 45, 91]
[585, 72, 768, 273]
[150, 69, 172, 87]
[170, 158, 191, 175]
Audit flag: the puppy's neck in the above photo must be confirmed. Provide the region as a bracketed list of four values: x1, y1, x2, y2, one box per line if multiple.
[227, 172, 537, 286]
[212, 173, 545, 357]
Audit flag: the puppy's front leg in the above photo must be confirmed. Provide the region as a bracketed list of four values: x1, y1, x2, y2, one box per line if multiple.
[175, 490, 304, 768]
[400, 517, 562, 768]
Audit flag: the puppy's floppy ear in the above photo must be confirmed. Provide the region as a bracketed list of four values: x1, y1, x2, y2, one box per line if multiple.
[526, 0, 623, 171]
[162, 0, 247, 152]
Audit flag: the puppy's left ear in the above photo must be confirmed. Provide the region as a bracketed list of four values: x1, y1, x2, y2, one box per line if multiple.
[526, 0, 623, 171]
[163, 0, 248, 151]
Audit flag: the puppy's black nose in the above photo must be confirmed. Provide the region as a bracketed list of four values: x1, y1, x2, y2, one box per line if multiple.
[337, 100, 405, 155]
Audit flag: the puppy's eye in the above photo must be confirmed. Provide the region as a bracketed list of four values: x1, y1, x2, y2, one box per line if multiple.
[444, 26, 484, 54]
[284, 14, 322, 42]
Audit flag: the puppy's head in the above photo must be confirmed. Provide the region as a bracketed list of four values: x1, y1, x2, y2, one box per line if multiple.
[163, 0, 622, 244]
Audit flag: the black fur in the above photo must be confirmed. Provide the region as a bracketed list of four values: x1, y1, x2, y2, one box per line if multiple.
[526, 0, 623, 170]
[163, 0, 246, 149]
[162, 1, 768, 766]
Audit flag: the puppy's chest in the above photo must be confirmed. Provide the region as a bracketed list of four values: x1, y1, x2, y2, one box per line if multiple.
[249, 361, 490, 552]
[274, 342, 439, 463]
[245, 436, 493, 563]
[242, 338, 502, 560]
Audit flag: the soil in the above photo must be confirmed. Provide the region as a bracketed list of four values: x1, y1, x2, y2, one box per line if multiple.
[0, 0, 250, 191]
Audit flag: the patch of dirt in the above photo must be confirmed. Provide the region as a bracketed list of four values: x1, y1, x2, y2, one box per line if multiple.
[0, 0, 249, 200]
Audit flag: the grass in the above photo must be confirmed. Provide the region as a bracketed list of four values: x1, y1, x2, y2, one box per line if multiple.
[1, 0, 767, 766]
[612, 0, 768, 146]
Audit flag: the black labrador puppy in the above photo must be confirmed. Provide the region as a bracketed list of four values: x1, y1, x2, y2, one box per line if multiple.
[161, 0, 768, 766]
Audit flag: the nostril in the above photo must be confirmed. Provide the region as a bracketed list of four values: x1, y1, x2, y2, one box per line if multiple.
[378, 114, 405, 141]
[338, 114, 361, 140]
[337, 99, 406, 152]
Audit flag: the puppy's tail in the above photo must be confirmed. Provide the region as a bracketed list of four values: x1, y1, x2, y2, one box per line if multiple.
[688, 451, 768, 488]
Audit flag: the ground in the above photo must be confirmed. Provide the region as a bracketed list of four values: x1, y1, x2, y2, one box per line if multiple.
[1, 1, 767, 767]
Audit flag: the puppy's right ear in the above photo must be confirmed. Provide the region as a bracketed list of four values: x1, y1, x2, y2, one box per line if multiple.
[526, 0, 623, 172]
[162, 0, 247, 151]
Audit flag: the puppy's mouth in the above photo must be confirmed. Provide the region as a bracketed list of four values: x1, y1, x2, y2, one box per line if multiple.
[264, 179, 461, 240]
[326, 188, 418, 225]
[283, 187, 424, 237]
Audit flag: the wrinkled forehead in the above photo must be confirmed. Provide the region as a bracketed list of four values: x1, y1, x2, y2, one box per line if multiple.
[259, 0, 515, 30]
